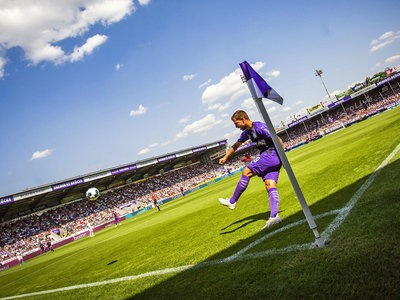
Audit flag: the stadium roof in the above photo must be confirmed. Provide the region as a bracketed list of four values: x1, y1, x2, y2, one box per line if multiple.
[0, 140, 227, 222]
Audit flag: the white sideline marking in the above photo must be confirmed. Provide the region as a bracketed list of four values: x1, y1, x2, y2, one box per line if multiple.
[321, 143, 400, 241]
[2, 144, 399, 300]
[1, 266, 195, 300]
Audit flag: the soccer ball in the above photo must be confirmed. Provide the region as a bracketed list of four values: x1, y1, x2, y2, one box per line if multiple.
[86, 187, 100, 201]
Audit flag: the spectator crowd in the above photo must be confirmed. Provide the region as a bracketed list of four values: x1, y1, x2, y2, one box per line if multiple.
[0, 158, 247, 263]
[281, 89, 400, 150]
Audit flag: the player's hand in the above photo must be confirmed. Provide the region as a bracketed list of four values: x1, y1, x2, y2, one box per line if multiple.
[219, 157, 227, 165]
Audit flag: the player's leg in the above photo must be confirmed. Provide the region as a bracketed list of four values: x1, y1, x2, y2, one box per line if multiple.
[265, 178, 280, 218]
[219, 166, 255, 209]
[231, 167, 255, 202]
[255, 151, 283, 229]
[257, 151, 282, 217]
[262, 173, 283, 229]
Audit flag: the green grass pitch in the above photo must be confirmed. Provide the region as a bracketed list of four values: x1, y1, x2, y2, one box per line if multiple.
[0, 106, 399, 299]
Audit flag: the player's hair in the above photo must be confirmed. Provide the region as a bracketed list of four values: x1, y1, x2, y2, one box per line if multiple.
[231, 110, 249, 121]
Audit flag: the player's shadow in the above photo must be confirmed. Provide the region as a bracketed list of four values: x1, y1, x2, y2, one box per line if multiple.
[220, 212, 275, 234]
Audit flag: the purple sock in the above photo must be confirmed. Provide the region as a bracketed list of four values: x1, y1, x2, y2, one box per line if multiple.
[230, 175, 250, 204]
[268, 187, 280, 217]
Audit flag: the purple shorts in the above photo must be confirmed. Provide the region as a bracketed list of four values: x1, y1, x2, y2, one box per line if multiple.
[247, 150, 281, 182]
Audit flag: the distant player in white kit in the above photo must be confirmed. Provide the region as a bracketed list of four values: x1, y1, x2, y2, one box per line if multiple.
[87, 221, 94, 237]
[218, 110, 284, 229]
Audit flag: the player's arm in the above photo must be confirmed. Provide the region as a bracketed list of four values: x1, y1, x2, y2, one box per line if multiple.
[219, 141, 242, 164]
[278, 136, 285, 150]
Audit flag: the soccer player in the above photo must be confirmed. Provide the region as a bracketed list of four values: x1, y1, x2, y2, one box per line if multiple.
[87, 221, 95, 237]
[16, 251, 24, 265]
[114, 211, 121, 226]
[218, 110, 284, 229]
[152, 191, 160, 211]
[39, 240, 46, 254]
[46, 239, 54, 252]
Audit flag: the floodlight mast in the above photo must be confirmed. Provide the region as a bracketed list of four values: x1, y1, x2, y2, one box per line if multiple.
[241, 74, 325, 248]
[315, 69, 331, 99]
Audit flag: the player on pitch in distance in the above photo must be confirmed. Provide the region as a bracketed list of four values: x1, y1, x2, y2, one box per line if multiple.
[218, 110, 284, 229]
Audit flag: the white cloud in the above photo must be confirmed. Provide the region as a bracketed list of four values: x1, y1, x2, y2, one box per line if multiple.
[201, 62, 277, 112]
[148, 143, 158, 148]
[137, 141, 157, 155]
[138, 0, 151, 5]
[370, 40, 393, 53]
[385, 54, 400, 63]
[370, 31, 393, 45]
[115, 63, 122, 71]
[221, 118, 233, 128]
[201, 67, 246, 110]
[201, 69, 242, 103]
[0, 57, 6, 78]
[295, 100, 304, 105]
[70, 34, 108, 62]
[183, 74, 195, 81]
[265, 70, 280, 79]
[198, 79, 211, 88]
[0, 0, 134, 77]
[179, 115, 191, 123]
[370, 31, 400, 53]
[31, 149, 54, 160]
[137, 148, 150, 155]
[223, 129, 239, 143]
[129, 104, 148, 116]
[161, 140, 170, 147]
[175, 114, 222, 140]
[241, 97, 256, 110]
[207, 102, 231, 112]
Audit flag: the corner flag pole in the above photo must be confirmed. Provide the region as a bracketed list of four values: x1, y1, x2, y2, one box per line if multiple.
[253, 98, 325, 248]
[238, 60, 325, 248]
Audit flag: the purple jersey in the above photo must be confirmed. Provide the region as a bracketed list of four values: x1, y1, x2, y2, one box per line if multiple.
[238, 121, 281, 182]
[237, 121, 274, 153]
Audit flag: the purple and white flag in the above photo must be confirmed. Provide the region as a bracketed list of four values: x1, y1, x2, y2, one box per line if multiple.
[239, 61, 283, 105]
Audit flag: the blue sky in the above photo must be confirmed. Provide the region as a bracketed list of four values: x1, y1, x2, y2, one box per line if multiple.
[1, 0, 399, 196]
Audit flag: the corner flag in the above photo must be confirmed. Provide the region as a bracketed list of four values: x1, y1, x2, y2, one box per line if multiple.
[239, 61, 283, 105]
